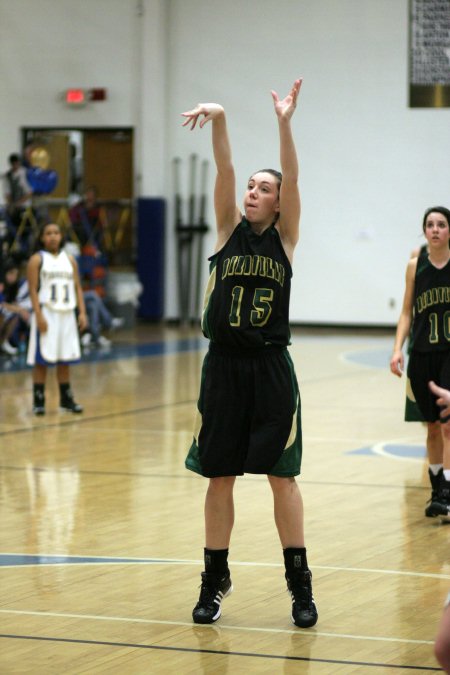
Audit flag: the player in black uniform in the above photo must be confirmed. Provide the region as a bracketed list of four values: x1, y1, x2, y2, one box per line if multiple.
[404, 243, 427, 423]
[390, 206, 450, 518]
[182, 79, 318, 628]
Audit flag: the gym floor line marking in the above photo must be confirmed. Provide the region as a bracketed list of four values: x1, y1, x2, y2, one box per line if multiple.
[1, 554, 449, 579]
[0, 611, 435, 647]
[0, 398, 196, 437]
[0, 634, 439, 671]
[0, 463, 434, 491]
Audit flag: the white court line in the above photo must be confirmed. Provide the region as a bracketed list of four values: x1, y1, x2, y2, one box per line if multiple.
[303, 435, 425, 444]
[1, 556, 449, 579]
[0, 608, 434, 646]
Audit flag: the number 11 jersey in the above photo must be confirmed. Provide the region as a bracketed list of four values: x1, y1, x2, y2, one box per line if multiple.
[38, 250, 77, 312]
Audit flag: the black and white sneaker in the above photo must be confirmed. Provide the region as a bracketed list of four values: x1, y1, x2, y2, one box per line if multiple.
[286, 569, 318, 628]
[60, 392, 83, 414]
[425, 467, 443, 517]
[427, 477, 450, 519]
[33, 391, 45, 416]
[192, 572, 233, 624]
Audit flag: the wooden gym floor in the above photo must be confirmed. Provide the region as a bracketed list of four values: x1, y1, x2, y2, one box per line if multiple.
[0, 324, 449, 674]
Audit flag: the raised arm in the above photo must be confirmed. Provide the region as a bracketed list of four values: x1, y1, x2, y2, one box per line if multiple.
[390, 258, 417, 377]
[181, 103, 240, 249]
[272, 79, 302, 257]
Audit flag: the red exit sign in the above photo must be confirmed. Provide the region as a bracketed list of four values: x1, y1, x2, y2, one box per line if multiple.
[64, 88, 107, 105]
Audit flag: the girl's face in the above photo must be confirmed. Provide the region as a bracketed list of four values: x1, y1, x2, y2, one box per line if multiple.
[41, 224, 62, 253]
[424, 212, 450, 248]
[243, 172, 280, 225]
[5, 268, 18, 285]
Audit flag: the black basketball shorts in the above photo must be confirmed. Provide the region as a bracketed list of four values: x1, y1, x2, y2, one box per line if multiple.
[185, 343, 302, 478]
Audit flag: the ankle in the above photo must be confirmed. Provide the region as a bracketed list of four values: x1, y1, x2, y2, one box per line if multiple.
[283, 547, 309, 576]
[204, 548, 229, 576]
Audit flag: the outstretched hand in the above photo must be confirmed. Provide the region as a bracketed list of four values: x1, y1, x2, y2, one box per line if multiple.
[271, 78, 302, 121]
[429, 381, 450, 418]
[181, 103, 225, 130]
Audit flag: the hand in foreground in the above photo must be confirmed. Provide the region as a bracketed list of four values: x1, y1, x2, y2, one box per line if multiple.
[390, 350, 404, 377]
[271, 78, 302, 121]
[37, 314, 48, 334]
[429, 380, 450, 418]
[181, 103, 224, 130]
[78, 312, 88, 333]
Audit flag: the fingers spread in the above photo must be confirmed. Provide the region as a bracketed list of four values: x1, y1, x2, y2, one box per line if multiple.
[181, 114, 199, 130]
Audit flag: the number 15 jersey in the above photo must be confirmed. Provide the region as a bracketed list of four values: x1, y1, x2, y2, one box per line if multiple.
[201, 218, 292, 349]
[38, 250, 77, 312]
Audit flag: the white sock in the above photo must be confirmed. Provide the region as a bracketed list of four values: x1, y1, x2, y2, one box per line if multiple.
[429, 464, 443, 475]
[444, 469, 450, 482]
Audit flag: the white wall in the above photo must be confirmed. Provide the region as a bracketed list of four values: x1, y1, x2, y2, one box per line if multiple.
[1, 0, 449, 325]
[167, 0, 450, 325]
[0, 0, 140, 132]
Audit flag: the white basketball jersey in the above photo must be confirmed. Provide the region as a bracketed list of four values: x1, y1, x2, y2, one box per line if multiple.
[38, 250, 77, 311]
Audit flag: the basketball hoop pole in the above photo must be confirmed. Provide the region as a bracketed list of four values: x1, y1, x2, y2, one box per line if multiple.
[172, 155, 210, 324]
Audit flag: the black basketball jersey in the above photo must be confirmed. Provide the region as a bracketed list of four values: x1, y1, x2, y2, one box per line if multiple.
[201, 218, 292, 349]
[410, 255, 450, 352]
[417, 244, 428, 262]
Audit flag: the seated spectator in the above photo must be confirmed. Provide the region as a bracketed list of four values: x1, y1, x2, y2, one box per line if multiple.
[3, 153, 34, 256]
[69, 186, 104, 252]
[69, 186, 108, 297]
[0, 258, 31, 355]
[81, 289, 124, 349]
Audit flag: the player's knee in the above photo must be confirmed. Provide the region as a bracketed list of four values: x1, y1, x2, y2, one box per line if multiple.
[427, 421, 441, 440]
[208, 476, 235, 494]
[267, 475, 297, 492]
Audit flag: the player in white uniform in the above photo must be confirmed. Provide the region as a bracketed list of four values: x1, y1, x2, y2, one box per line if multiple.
[27, 222, 87, 415]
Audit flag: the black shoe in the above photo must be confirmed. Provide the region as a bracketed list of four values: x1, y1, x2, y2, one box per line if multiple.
[427, 477, 450, 518]
[60, 393, 83, 414]
[192, 572, 233, 624]
[425, 467, 443, 517]
[33, 392, 45, 416]
[286, 569, 318, 628]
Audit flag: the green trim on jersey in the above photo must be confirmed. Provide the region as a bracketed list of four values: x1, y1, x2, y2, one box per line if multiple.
[185, 352, 210, 475]
[404, 376, 425, 422]
[269, 350, 302, 477]
[201, 263, 217, 342]
[185, 438, 203, 475]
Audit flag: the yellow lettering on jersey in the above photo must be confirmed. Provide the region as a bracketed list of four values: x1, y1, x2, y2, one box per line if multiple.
[221, 255, 285, 288]
[416, 286, 450, 313]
